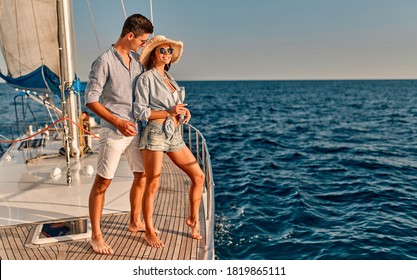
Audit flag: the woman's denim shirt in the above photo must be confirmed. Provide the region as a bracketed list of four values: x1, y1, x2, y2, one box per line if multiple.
[134, 68, 183, 137]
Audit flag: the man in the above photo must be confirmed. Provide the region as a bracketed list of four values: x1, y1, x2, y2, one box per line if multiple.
[85, 14, 153, 255]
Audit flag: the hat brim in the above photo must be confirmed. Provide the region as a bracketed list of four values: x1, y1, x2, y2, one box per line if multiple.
[140, 35, 183, 68]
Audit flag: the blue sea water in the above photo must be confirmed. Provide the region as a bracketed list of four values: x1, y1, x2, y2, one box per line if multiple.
[1, 80, 417, 260]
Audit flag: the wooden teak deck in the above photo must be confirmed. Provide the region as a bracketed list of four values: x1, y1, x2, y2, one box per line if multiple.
[0, 156, 210, 260]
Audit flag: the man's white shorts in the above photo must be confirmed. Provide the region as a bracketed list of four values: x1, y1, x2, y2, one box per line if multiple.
[96, 127, 144, 179]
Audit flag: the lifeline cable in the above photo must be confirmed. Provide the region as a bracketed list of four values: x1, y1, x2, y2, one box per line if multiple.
[0, 117, 99, 143]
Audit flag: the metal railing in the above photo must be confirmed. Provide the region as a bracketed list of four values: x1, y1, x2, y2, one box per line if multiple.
[182, 123, 215, 260]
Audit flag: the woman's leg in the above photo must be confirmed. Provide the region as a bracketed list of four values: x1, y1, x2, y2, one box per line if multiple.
[168, 146, 205, 239]
[142, 149, 165, 248]
[128, 171, 146, 232]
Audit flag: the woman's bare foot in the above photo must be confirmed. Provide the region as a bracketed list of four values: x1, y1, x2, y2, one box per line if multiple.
[144, 231, 164, 248]
[90, 234, 114, 254]
[128, 213, 146, 232]
[128, 214, 159, 234]
[128, 221, 146, 232]
[128, 222, 160, 234]
[186, 217, 203, 240]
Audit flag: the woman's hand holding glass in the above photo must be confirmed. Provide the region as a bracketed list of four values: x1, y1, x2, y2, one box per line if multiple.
[168, 103, 188, 117]
[183, 108, 191, 124]
[168, 104, 191, 124]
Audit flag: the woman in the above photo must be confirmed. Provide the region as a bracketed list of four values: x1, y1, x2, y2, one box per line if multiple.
[134, 35, 205, 248]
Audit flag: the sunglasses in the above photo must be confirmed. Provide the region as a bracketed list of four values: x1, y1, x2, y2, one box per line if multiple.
[158, 47, 174, 55]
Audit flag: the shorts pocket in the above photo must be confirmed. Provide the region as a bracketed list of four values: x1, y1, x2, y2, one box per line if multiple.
[149, 127, 164, 135]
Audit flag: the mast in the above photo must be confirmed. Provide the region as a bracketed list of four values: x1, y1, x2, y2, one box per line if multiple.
[150, 0, 154, 24]
[57, 0, 80, 185]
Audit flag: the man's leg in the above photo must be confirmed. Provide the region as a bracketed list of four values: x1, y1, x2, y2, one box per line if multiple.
[89, 175, 113, 254]
[89, 126, 129, 254]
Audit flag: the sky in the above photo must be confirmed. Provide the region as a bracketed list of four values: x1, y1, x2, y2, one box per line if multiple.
[1, 0, 417, 81]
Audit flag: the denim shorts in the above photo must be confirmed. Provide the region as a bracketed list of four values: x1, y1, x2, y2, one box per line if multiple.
[139, 121, 185, 152]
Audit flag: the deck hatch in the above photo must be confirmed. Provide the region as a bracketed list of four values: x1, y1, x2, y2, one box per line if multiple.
[31, 218, 91, 245]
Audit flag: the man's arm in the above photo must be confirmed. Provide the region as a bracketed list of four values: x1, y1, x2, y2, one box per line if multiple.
[86, 102, 137, 137]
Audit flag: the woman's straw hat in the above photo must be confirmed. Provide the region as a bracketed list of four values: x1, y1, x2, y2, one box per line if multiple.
[140, 35, 183, 67]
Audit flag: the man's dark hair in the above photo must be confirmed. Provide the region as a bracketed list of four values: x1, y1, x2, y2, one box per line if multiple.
[121, 14, 153, 37]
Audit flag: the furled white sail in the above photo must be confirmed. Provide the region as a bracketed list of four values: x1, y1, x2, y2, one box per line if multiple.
[0, 0, 80, 177]
[0, 0, 60, 78]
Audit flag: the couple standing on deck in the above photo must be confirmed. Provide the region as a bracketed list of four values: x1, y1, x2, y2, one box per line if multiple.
[84, 14, 205, 254]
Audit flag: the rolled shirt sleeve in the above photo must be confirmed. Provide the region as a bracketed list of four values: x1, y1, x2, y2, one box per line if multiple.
[84, 57, 108, 104]
[134, 75, 151, 121]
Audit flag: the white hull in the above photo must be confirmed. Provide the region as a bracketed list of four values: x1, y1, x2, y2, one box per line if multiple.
[0, 125, 215, 260]
[0, 130, 132, 227]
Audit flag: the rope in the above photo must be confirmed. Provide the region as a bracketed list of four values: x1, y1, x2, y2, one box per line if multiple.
[120, 0, 127, 18]
[0, 117, 99, 143]
[86, 0, 102, 52]
[14, 0, 22, 76]
[40, 65, 53, 94]
[30, 0, 44, 68]
[150, 0, 154, 25]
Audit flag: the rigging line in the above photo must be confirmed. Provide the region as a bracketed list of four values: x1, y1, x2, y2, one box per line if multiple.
[48, 96, 64, 129]
[38, 93, 61, 126]
[86, 0, 102, 53]
[41, 65, 53, 94]
[43, 94, 63, 135]
[45, 102, 56, 124]
[30, 0, 44, 67]
[14, 0, 21, 75]
[70, 5, 80, 81]
[120, 0, 127, 18]
[150, 0, 154, 25]
[0, 4, 6, 73]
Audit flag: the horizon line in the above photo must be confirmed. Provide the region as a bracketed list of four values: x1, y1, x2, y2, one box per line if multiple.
[1, 77, 417, 85]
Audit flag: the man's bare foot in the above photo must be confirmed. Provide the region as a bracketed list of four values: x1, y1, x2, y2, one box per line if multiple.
[144, 232, 164, 248]
[90, 234, 114, 254]
[186, 217, 203, 240]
